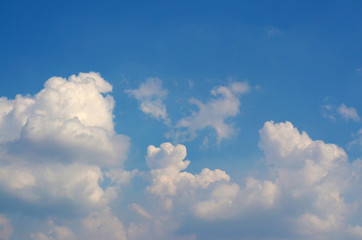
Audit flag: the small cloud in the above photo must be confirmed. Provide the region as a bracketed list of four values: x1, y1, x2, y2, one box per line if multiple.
[126, 78, 169, 122]
[338, 104, 360, 122]
[321, 103, 360, 123]
[174, 82, 250, 143]
[349, 128, 362, 149]
[321, 104, 337, 121]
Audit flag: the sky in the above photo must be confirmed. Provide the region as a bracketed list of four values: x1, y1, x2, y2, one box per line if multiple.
[0, 1, 361, 239]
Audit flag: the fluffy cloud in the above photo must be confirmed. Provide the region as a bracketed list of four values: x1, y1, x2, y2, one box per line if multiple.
[0, 163, 119, 207]
[0, 72, 130, 212]
[2, 72, 362, 240]
[175, 82, 250, 143]
[0, 72, 129, 167]
[146, 142, 235, 217]
[126, 78, 168, 121]
[148, 121, 362, 239]
[258, 121, 362, 239]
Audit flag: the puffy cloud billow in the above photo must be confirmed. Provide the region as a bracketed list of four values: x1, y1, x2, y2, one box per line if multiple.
[0, 72, 130, 214]
[1, 72, 362, 240]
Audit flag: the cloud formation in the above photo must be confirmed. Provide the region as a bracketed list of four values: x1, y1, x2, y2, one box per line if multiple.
[126, 78, 168, 122]
[258, 121, 362, 239]
[146, 142, 233, 215]
[175, 82, 250, 143]
[1, 72, 362, 240]
[0, 72, 130, 215]
[145, 122, 362, 239]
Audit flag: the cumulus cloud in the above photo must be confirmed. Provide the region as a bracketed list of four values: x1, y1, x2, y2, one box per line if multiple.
[144, 141, 278, 223]
[146, 143, 230, 212]
[257, 121, 362, 239]
[174, 82, 250, 143]
[0, 72, 129, 166]
[147, 121, 362, 239]
[126, 78, 169, 122]
[0, 72, 131, 212]
[3, 71, 362, 240]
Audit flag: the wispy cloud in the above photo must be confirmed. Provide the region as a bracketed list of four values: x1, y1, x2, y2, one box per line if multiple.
[126, 78, 169, 123]
[338, 104, 361, 122]
[173, 82, 250, 143]
[321, 103, 360, 122]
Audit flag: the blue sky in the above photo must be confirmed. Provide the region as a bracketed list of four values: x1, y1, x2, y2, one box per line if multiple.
[0, 1, 362, 239]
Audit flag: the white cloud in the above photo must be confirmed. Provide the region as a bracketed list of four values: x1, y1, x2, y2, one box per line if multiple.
[321, 103, 360, 123]
[0, 72, 130, 211]
[144, 141, 280, 222]
[126, 78, 168, 121]
[3, 71, 362, 240]
[0, 72, 129, 167]
[193, 183, 239, 220]
[338, 104, 361, 122]
[257, 121, 360, 238]
[175, 82, 250, 143]
[146, 142, 235, 218]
